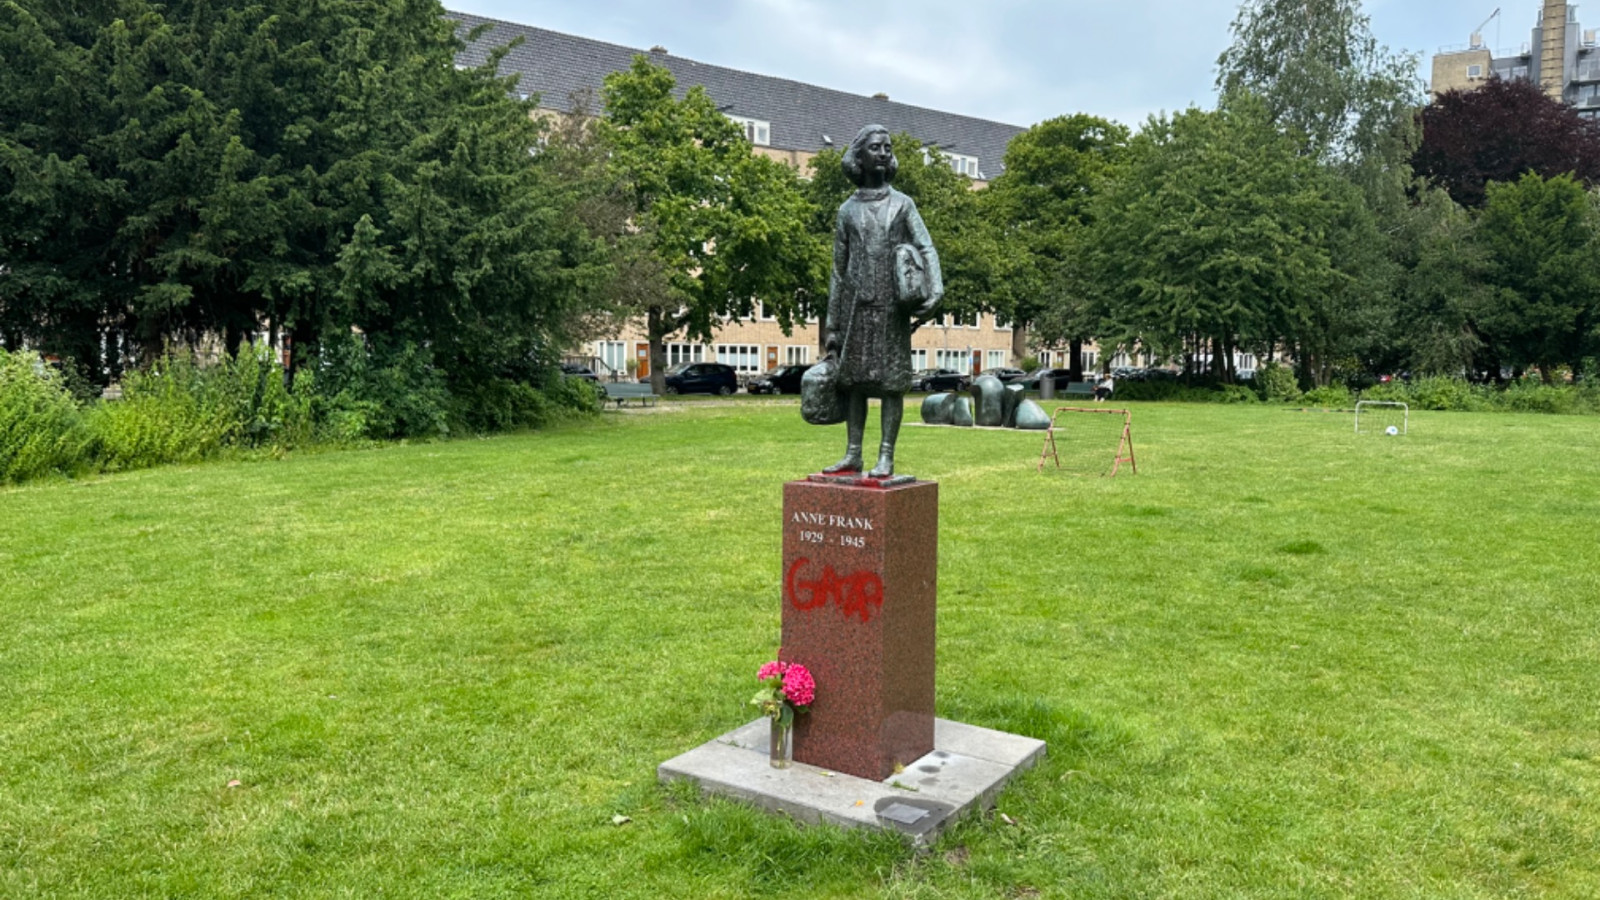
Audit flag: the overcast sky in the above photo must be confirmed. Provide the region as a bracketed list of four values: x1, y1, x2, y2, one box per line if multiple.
[447, 0, 1502, 127]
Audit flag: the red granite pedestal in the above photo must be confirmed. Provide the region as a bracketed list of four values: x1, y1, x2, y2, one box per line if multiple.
[780, 479, 937, 781]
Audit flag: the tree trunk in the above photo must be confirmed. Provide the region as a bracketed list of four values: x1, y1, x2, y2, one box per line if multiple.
[1010, 322, 1028, 366]
[1539, 363, 1553, 384]
[647, 306, 668, 395]
[1068, 338, 1083, 382]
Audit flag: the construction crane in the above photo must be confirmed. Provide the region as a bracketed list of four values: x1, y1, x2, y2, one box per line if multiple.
[1471, 7, 1500, 51]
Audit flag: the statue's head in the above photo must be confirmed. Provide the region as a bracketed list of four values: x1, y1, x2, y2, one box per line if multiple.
[842, 125, 897, 186]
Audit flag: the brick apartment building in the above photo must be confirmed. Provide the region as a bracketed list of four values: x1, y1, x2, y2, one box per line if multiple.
[452, 12, 1048, 381]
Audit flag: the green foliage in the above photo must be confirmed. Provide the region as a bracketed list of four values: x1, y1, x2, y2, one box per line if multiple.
[983, 115, 1129, 345]
[0, 348, 91, 483]
[450, 371, 602, 434]
[88, 353, 241, 470]
[1256, 362, 1301, 402]
[600, 57, 824, 388]
[1300, 385, 1355, 407]
[1475, 174, 1600, 379]
[0, 0, 601, 390]
[1092, 96, 1370, 383]
[1217, 0, 1422, 169]
[311, 335, 450, 442]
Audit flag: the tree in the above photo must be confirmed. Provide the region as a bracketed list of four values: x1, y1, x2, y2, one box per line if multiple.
[599, 57, 825, 393]
[1474, 173, 1600, 381]
[803, 132, 1002, 360]
[1217, 0, 1421, 170]
[1090, 98, 1360, 384]
[983, 115, 1129, 376]
[1414, 77, 1600, 210]
[0, 0, 603, 398]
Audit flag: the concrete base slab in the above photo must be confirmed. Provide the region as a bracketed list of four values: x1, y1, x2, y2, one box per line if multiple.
[658, 718, 1045, 845]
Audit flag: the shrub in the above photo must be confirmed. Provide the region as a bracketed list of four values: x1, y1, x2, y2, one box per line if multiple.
[87, 353, 237, 470]
[0, 349, 92, 483]
[1255, 362, 1300, 403]
[1300, 385, 1353, 408]
[1217, 384, 1259, 404]
[1500, 381, 1579, 414]
[312, 335, 450, 441]
[1408, 377, 1489, 412]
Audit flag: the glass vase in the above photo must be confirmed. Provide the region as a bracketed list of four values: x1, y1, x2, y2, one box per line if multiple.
[769, 718, 793, 769]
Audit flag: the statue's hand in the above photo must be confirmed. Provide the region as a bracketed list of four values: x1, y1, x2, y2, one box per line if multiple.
[916, 294, 942, 319]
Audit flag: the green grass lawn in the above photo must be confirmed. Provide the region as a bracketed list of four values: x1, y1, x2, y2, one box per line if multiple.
[2, 401, 1598, 898]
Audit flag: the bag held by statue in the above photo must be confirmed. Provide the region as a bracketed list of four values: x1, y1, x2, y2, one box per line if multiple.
[895, 244, 928, 310]
[800, 358, 848, 425]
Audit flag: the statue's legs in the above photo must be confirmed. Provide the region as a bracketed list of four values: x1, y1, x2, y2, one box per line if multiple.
[869, 393, 903, 478]
[822, 390, 868, 473]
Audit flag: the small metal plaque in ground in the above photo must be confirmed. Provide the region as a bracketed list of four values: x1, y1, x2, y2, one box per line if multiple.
[878, 802, 930, 825]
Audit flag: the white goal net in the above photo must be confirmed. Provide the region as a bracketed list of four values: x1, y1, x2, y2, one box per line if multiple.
[1354, 400, 1408, 435]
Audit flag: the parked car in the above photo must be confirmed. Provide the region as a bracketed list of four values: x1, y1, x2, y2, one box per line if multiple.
[646, 362, 739, 395]
[1013, 367, 1076, 391]
[747, 364, 813, 395]
[978, 366, 1026, 382]
[912, 368, 970, 392]
[560, 362, 600, 383]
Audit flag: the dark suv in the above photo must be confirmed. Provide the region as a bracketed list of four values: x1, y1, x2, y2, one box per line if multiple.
[651, 362, 738, 395]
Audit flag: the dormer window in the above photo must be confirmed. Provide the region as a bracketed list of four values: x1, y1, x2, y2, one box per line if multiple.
[727, 115, 771, 146]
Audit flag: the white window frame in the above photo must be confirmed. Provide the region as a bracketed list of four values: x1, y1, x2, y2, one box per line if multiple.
[784, 345, 811, 365]
[596, 341, 627, 377]
[756, 301, 776, 322]
[713, 343, 762, 374]
[986, 350, 1006, 370]
[934, 349, 966, 370]
[1468, 64, 1484, 79]
[911, 348, 928, 371]
[728, 115, 771, 146]
[666, 343, 707, 366]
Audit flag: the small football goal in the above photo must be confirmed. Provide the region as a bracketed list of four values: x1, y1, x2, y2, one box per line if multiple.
[1354, 400, 1408, 435]
[1037, 407, 1137, 477]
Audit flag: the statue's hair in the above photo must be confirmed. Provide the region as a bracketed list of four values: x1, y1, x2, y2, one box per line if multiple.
[841, 124, 897, 186]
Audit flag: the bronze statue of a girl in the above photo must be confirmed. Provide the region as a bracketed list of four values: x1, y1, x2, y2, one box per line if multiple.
[811, 125, 943, 478]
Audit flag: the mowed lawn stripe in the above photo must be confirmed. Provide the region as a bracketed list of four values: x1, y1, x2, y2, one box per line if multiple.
[2, 402, 1597, 898]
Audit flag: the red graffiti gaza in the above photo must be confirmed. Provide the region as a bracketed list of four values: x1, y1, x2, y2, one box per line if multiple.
[785, 557, 885, 623]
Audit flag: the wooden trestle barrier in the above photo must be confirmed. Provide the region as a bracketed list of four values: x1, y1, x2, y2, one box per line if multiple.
[1037, 407, 1138, 477]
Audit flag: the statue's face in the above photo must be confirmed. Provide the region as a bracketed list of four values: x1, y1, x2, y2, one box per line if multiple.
[862, 133, 892, 173]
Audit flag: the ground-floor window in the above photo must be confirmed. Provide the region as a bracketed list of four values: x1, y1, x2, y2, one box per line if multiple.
[667, 343, 706, 366]
[934, 349, 966, 370]
[785, 345, 811, 365]
[986, 350, 1006, 370]
[595, 341, 627, 376]
[911, 349, 928, 371]
[714, 344, 762, 373]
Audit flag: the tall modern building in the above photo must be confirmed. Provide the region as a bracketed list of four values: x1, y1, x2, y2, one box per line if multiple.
[1432, 1, 1600, 118]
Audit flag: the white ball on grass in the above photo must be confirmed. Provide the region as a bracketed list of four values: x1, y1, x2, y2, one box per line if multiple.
[1385, 425, 1399, 436]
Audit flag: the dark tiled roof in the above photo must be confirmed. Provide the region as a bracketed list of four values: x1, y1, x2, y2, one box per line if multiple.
[449, 11, 1027, 179]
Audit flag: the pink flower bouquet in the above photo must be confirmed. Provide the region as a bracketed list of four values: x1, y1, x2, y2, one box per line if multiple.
[750, 658, 815, 727]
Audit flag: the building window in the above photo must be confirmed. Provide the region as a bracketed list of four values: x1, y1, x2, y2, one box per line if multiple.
[934, 349, 967, 369]
[596, 341, 627, 377]
[911, 349, 928, 370]
[728, 115, 771, 146]
[1084, 350, 1097, 369]
[784, 345, 811, 365]
[1467, 64, 1483, 79]
[666, 343, 706, 366]
[756, 301, 776, 322]
[714, 343, 762, 373]
[993, 314, 1012, 332]
[986, 350, 1006, 370]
